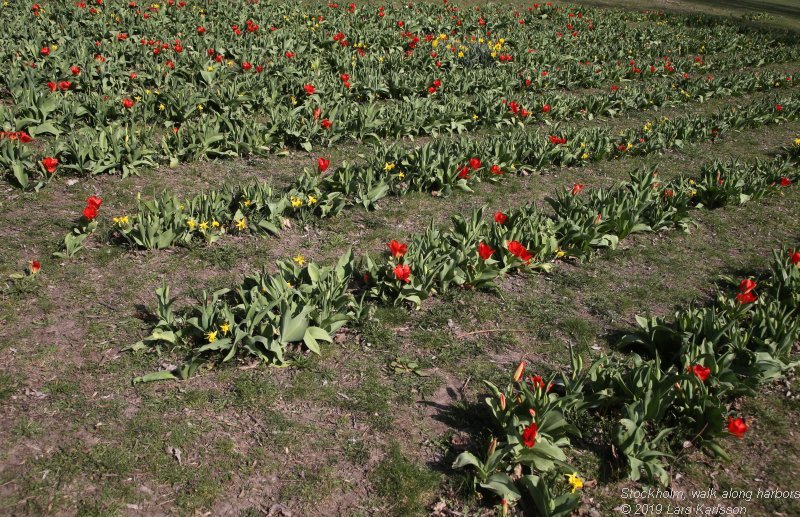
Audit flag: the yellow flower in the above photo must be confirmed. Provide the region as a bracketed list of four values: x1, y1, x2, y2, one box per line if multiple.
[396, 172, 406, 180]
[236, 218, 247, 230]
[290, 196, 303, 207]
[795, 138, 800, 146]
[565, 472, 584, 493]
[187, 218, 197, 230]
[51, 44, 58, 51]
[206, 331, 217, 343]
[219, 323, 230, 334]
[626, 142, 633, 150]
[197, 104, 204, 111]
[690, 189, 697, 197]
[556, 249, 566, 258]
[458, 51, 464, 58]
[199, 221, 209, 231]
[211, 220, 220, 228]
[307, 195, 317, 205]
[472, 114, 479, 120]
[286, 281, 293, 289]
[581, 153, 589, 160]
[243, 199, 251, 207]
[207, 65, 215, 72]
[580, 142, 586, 148]
[293, 254, 305, 266]
[383, 162, 396, 172]
[158, 103, 166, 111]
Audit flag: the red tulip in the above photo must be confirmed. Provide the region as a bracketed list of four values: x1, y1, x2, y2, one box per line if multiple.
[739, 279, 757, 294]
[571, 183, 584, 196]
[242, 61, 252, 71]
[122, 98, 134, 109]
[691, 364, 710, 382]
[780, 177, 791, 187]
[776, 104, 783, 112]
[284, 51, 295, 59]
[457, 165, 469, 179]
[469, 157, 482, 170]
[522, 423, 537, 447]
[40, 46, 50, 56]
[387, 240, 407, 258]
[86, 195, 103, 209]
[493, 211, 507, 224]
[29, 260, 41, 275]
[42, 157, 58, 174]
[340, 73, 350, 82]
[507, 241, 532, 263]
[83, 204, 98, 220]
[58, 81, 72, 91]
[792, 251, 800, 266]
[70, 66, 81, 75]
[321, 119, 332, 130]
[490, 165, 502, 175]
[736, 291, 757, 304]
[542, 104, 551, 113]
[727, 417, 748, 438]
[47, 81, 57, 92]
[531, 375, 545, 388]
[478, 242, 495, 260]
[317, 157, 330, 173]
[432, 79, 442, 88]
[304, 84, 316, 95]
[19, 132, 33, 143]
[393, 264, 411, 283]
[197, 26, 206, 34]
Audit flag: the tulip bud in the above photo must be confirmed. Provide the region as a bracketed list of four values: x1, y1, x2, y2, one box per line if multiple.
[499, 393, 506, 410]
[512, 361, 525, 382]
[487, 437, 497, 457]
[501, 498, 509, 517]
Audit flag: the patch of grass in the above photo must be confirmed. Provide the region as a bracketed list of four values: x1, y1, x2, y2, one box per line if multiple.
[372, 443, 440, 516]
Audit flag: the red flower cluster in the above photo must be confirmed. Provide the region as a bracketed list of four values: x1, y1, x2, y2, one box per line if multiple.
[340, 73, 351, 88]
[427, 79, 442, 94]
[736, 279, 757, 304]
[0, 131, 33, 143]
[82, 195, 103, 220]
[548, 135, 567, 145]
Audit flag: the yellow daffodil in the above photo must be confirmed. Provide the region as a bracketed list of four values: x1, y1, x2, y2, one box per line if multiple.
[565, 473, 584, 493]
[293, 254, 305, 266]
[206, 331, 217, 343]
[236, 218, 247, 230]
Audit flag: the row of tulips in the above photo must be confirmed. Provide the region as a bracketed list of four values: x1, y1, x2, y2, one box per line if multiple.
[129, 142, 799, 380]
[3, 65, 795, 190]
[94, 95, 800, 254]
[455, 247, 800, 515]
